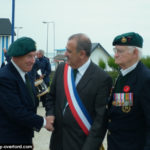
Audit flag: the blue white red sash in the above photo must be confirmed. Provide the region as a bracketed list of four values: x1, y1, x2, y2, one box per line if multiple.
[64, 63, 93, 135]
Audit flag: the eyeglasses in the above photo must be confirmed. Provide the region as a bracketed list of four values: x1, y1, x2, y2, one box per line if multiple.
[113, 48, 127, 54]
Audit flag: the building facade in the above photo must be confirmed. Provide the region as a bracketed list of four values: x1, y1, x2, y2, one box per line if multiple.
[0, 18, 14, 66]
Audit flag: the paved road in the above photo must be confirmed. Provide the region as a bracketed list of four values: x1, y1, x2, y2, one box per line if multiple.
[33, 104, 51, 150]
[33, 103, 107, 150]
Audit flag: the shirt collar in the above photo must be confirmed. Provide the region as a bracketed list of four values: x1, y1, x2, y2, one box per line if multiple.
[121, 61, 139, 76]
[77, 58, 91, 76]
[11, 59, 26, 82]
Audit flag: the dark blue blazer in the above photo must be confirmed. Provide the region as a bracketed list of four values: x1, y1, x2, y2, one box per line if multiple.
[37, 56, 51, 86]
[0, 62, 43, 144]
[108, 61, 150, 150]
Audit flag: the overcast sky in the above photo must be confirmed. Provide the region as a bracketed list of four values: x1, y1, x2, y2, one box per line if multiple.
[1, 0, 150, 56]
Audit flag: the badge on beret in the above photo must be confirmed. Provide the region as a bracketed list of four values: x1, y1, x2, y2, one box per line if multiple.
[127, 36, 132, 41]
[121, 37, 127, 43]
[123, 85, 130, 92]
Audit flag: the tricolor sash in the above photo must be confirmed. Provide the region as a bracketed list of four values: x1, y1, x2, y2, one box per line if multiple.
[64, 63, 93, 135]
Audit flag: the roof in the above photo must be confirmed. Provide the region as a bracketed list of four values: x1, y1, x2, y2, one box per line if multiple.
[0, 18, 15, 35]
[55, 43, 111, 57]
[91, 43, 111, 57]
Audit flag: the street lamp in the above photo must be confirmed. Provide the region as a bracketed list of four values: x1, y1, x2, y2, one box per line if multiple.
[42, 21, 55, 57]
[15, 26, 23, 39]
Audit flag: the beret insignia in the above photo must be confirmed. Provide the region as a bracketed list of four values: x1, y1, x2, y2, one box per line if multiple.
[121, 37, 127, 43]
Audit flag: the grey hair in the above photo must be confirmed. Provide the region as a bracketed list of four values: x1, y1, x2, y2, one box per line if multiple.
[128, 46, 142, 59]
[68, 33, 91, 57]
[38, 49, 45, 55]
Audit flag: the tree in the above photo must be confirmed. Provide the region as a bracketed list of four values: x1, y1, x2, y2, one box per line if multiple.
[108, 57, 119, 71]
[141, 56, 150, 69]
[98, 59, 106, 70]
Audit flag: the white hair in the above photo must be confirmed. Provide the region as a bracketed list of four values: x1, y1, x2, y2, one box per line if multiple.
[128, 46, 142, 59]
[38, 49, 45, 56]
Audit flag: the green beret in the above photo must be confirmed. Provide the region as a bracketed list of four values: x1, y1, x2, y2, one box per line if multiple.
[112, 32, 143, 48]
[7, 37, 36, 57]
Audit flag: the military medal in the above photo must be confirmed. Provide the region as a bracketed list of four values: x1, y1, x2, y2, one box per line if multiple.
[112, 101, 116, 105]
[122, 98, 131, 113]
[113, 92, 133, 113]
[122, 105, 131, 113]
[122, 93, 133, 113]
[124, 100, 129, 106]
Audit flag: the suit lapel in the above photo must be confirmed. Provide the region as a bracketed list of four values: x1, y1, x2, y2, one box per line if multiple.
[8, 62, 35, 106]
[76, 62, 95, 92]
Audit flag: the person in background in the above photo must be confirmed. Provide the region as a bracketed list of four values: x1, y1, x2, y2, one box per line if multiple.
[107, 32, 150, 150]
[28, 54, 40, 82]
[0, 37, 53, 145]
[36, 49, 51, 107]
[45, 33, 112, 150]
[0, 48, 11, 68]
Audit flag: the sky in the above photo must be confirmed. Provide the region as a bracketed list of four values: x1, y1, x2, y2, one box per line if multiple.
[0, 0, 150, 56]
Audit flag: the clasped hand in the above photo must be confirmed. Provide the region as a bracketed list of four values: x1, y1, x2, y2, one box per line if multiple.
[45, 116, 55, 131]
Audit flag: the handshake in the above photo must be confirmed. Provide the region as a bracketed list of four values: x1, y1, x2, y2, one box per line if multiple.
[44, 116, 55, 131]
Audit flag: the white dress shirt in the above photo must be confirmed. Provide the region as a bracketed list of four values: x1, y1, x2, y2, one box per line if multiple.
[11, 60, 26, 82]
[75, 58, 91, 86]
[121, 61, 139, 76]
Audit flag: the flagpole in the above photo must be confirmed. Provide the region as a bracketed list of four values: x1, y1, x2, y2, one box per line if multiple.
[11, 0, 15, 43]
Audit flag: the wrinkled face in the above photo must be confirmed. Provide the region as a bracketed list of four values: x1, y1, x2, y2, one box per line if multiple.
[113, 46, 136, 69]
[64, 39, 81, 69]
[13, 51, 36, 72]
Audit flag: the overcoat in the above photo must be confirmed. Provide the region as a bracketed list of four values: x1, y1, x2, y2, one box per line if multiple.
[0, 62, 43, 144]
[108, 61, 150, 150]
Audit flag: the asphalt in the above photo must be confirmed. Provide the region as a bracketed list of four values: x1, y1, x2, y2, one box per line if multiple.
[33, 103, 107, 150]
[33, 103, 51, 150]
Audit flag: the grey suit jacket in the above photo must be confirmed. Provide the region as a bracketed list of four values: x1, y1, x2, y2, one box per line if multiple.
[46, 61, 112, 150]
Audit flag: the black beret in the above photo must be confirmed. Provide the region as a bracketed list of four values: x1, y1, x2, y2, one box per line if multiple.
[112, 32, 143, 48]
[7, 37, 36, 57]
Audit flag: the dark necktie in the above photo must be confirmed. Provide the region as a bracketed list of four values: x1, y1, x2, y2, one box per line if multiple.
[25, 74, 35, 106]
[73, 69, 78, 80]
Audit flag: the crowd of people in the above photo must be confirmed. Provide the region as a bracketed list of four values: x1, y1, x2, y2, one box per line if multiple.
[0, 32, 150, 150]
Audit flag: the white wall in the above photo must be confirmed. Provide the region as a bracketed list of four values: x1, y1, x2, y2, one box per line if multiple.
[90, 48, 111, 71]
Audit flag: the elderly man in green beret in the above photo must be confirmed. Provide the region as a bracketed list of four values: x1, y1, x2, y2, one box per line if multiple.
[107, 32, 150, 150]
[0, 37, 54, 145]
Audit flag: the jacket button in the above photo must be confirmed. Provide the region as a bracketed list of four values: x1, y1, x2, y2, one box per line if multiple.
[106, 105, 108, 109]
[108, 119, 111, 123]
[108, 130, 111, 135]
